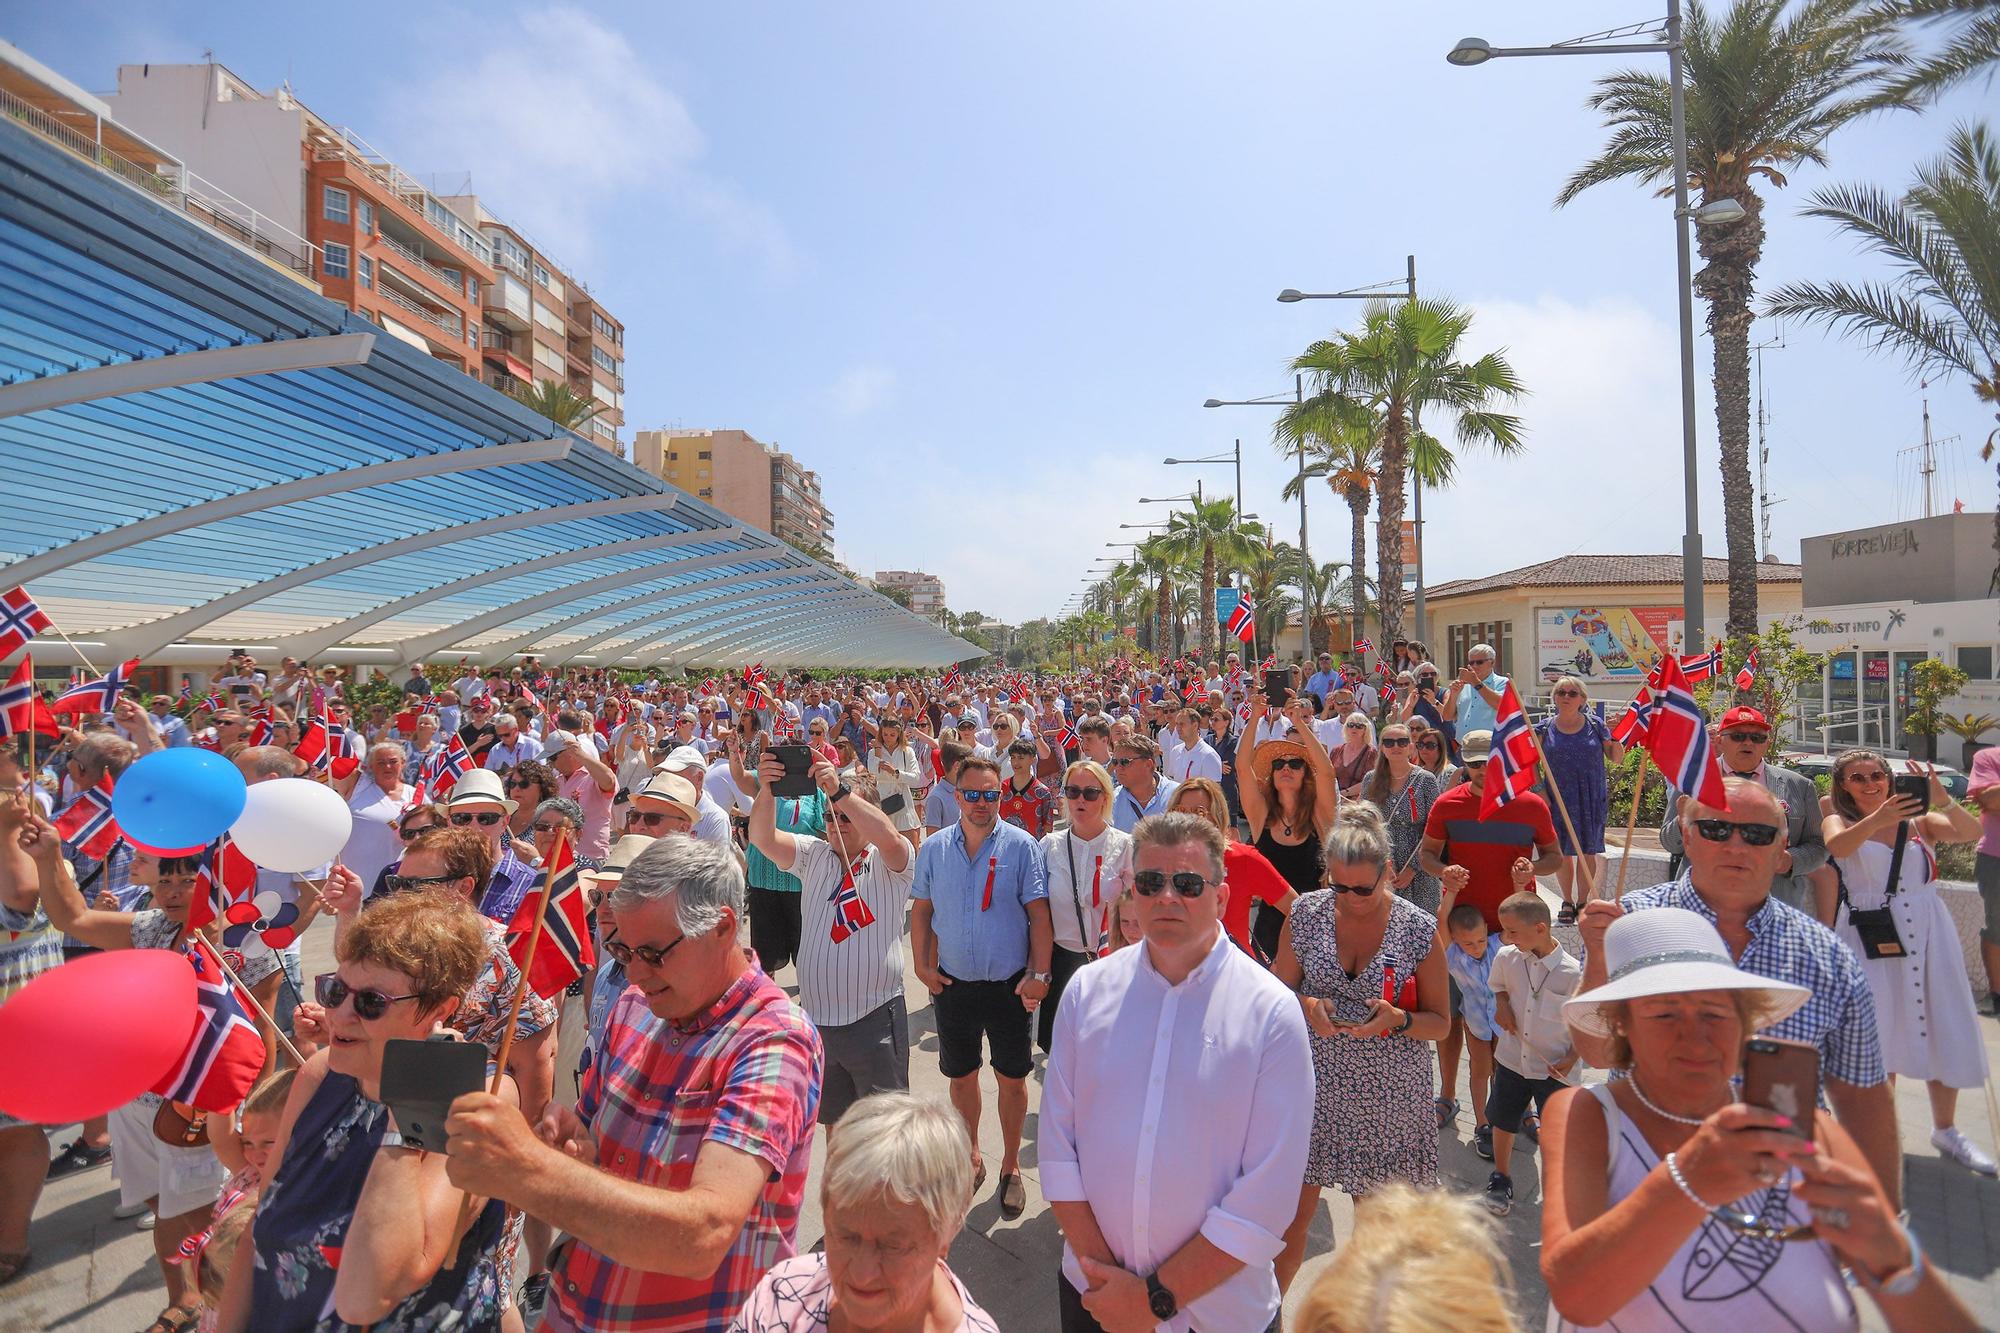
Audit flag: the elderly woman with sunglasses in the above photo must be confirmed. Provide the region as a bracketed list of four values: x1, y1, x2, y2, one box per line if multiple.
[334, 740, 420, 891]
[1537, 676, 1622, 926]
[1271, 802, 1449, 1293]
[1037, 760, 1134, 1052]
[1541, 907, 1971, 1331]
[1820, 750, 1994, 1177]
[502, 760, 561, 849]
[218, 890, 514, 1332]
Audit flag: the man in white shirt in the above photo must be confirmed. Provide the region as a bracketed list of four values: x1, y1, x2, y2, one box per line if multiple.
[1160, 708, 1223, 785]
[1043, 811, 1311, 1332]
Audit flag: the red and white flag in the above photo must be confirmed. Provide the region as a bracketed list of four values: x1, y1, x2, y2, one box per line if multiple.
[0, 586, 52, 660]
[506, 837, 595, 997]
[150, 938, 265, 1113]
[1225, 593, 1255, 644]
[1734, 648, 1758, 692]
[0, 657, 35, 738]
[55, 776, 122, 860]
[187, 835, 257, 932]
[1479, 683, 1543, 819]
[49, 658, 140, 715]
[1678, 639, 1724, 684]
[1611, 687, 1654, 748]
[1643, 656, 1730, 810]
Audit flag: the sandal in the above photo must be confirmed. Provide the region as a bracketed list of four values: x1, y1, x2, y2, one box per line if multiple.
[0, 1250, 28, 1287]
[143, 1305, 200, 1333]
[1520, 1112, 1541, 1146]
[1435, 1097, 1458, 1129]
[1556, 902, 1579, 926]
[998, 1171, 1027, 1221]
[971, 1160, 987, 1195]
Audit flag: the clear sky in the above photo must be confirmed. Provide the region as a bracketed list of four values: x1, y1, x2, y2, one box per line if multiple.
[15, 2, 1994, 625]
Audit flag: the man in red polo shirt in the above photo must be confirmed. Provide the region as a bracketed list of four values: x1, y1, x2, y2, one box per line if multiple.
[1417, 730, 1562, 932]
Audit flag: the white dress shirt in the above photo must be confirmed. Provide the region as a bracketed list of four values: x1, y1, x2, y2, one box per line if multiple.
[1040, 824, 1133, 954]
[1162, 736, 1223, 784]
[1490, 942, 1583, 1081]
[1042, 927, 1313, 1332]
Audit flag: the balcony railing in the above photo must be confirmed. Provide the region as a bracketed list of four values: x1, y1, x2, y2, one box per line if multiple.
[375, 229, 468, 297]
[307, 120, 492, 266]
[376, 280, 463, 338]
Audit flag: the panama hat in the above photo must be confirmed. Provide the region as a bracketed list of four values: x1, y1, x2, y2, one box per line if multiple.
[579, 834, 655, 895]
[1562, 907, 1809, 1039]
[445, 768, 517, 814]
[632, 772, 700, 823]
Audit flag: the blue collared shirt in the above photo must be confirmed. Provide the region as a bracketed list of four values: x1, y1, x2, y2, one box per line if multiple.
[477, 848, 541, 926]
[923, 780, 959, 830]
[1111, 779, 1180, 833]
[1304, 669, 1340, 702]
[1451, 672, 1508, 739]
[913, 819, 1048, 981]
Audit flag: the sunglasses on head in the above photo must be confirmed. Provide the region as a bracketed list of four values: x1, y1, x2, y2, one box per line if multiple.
[1718, 730, 1769, 744]
[1268, 756, 1307, 772]
[449, 811, 505, 827]
[604, 935, 687, 968]
[958, 789, 1002, 804]
[1691, 818, 1781, 847]
[1062, 784, 1104, 801]
[1132, 869, 1213, 898]
[315, 973, 420, 1020]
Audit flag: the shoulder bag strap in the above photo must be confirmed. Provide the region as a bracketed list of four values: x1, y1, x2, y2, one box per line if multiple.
[1841, 819, 1911, 912]
[1063, 833, 1091, 951]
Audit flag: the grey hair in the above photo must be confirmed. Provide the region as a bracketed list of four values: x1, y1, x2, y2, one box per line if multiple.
[1324, 801, 1391, 879]
[611, 834, 746, 939]
[533, 796, 584, 829]
[1470, 643, 1496, 661]
[368, 741, 405, 765]
[823, 1092, 974, 1242]
[236, 745, 302, 780]
[1129, 811, 1225, 880]
[72, 732, 138, 784]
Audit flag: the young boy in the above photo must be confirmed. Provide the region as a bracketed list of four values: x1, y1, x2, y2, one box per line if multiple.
[1483, 884, 1582, 1217]
[1437, 882, 1500, 1160]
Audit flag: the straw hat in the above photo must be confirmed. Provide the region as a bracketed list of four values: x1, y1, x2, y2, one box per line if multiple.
[1250, 735, 1311, 783]
[445, 768, 517, 814]
[1561, 907, 1809, 1039]
[632, 773, 699, 822]
[579, 834, 656, 895]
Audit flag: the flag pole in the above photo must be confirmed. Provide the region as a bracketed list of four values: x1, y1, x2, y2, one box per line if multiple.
[196, 935, 307, 1067]
[1521, 713, 1596, 901]
[1611, 750, 1652, 903]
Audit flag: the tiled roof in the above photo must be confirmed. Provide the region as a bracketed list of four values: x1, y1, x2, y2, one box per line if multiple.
[1426, 555, 1803, 601]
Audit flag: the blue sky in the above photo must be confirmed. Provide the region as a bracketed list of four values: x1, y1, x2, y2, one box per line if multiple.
[16, 2, 1994, 624]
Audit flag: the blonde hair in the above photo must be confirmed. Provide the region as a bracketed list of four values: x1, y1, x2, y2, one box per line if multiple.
[1168, 776, 1228, 831]
[1063, 759, 1115, 808]
[240, 1067, 296, 1123]
[193, 1188, 258, 1311]
[1323, 801, 1390, 880]
[338, 889, 486, 1014]
[1107, 882, 1143, 952]
[1295, 1183, 1517, 1333]
[823, 1092, 973, 1242]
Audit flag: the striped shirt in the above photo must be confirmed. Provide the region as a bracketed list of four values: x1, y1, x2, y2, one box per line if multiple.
[792, 836, 914, 1026]
[549, 962, 823, 1333]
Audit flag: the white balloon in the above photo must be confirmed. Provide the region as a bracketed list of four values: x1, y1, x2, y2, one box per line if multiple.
[229, 778, 352, 874]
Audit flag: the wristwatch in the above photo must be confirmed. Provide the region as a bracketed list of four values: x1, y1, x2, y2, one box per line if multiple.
[1393, 1007, 1415, 1034]
[1146, 1272, 1179, 1320]
[379, 1130, 416, 1152]
[1027, 970, 1052, 985]
[829, 782, 853, 804]
[1857, 1228, 1925, 1296]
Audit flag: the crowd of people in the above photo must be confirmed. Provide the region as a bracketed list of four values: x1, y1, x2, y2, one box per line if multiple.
[2, 636, 1996, 1331]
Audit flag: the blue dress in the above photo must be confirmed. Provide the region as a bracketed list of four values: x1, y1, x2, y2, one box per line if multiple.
[1537, 713, 1611, 855]
[250, 1070, 507, 1331]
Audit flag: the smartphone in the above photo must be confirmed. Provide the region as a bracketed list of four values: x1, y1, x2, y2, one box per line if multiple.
[1741, 1036, 1818, 1139]
[770, 743, 816, 798]
[1890, 772, 1930, 813]
[1262, 669, 1290, 709]
[379, 1036, 487, 1154]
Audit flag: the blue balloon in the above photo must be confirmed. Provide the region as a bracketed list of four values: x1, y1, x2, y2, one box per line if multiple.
[111, 749, 247, 852]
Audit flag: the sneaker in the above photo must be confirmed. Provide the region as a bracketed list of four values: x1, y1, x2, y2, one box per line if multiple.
[112, 1199, 150, 1219]
[517, 1272, 550, 1321]
[46, 1140, 112, 1179]
[1435, 1097, 1458, 1129]
[1474, 1124, 1494, 1160]
[1932, 1127, 1999, 1177]
[132, 1211, 155, 1231]
[1483, 1170, 1514, 1217]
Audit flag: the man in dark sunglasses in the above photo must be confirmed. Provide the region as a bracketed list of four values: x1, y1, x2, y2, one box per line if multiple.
[442, 770, 538, 925]
[1654, 705, 1826, 912]
[1417, 730, 1562, 939]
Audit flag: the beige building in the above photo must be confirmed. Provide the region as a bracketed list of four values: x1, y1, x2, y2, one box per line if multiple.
[873, 570, 947, 619]
[631, 428, 835, 551]
[1420, 554, 1805, 705]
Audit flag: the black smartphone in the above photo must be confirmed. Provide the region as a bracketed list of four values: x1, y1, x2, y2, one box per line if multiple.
[770, 743, 816, 798]
[379, 1036, 488, 1154]
[1890, 772, 1930, 813]
[1741, 1036, 1818, 1139]
[1262, 669, 1290, 709]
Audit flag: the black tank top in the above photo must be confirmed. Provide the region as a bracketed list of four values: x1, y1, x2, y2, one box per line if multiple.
[1252, 825, 1323, 962]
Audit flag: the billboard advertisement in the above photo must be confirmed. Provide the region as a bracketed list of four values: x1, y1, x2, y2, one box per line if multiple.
[1534, 606, 1686, 682]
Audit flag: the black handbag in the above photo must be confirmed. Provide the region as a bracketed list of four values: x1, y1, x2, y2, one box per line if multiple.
[1841, 822, 1909, 960]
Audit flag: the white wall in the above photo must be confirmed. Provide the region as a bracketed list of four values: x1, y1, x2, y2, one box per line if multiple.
[104, 64, 306, 239]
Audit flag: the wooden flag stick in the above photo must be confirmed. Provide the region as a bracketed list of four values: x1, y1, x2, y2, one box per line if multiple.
[1612, 749, 1652, 903]
[1522, 717, 1596, 902]
[199, 936, 307, 1067]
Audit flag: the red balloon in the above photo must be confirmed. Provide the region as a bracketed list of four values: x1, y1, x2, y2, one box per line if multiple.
[0, 951, 197, 1124]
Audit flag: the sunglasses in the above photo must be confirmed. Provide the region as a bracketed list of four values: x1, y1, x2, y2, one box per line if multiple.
[1691, 818, 1781, 847]
[449, 811, 505, 827]
[1268, 756, 1307, 772]
[1416, 739, 1440, 750]
[1845, 770, 1889, 784]
[1718, 731, 1770, 744]
[382, 872, 462, 894]
[1554, 689, 1584, 698]
[1062, 784, 1105, 801]
[531, 821, 572, 834]
[1328, 875, 1379, 895]
[604, 935, 687, 968]
[1344, 722, 1366, 730]
[396, 824, 439, 840]
[958, 789, 1002, 804]
[507, 778, 540, 789]
[314, 973, 420, 1021]
[1380, 737, 1411, 748]
[1132, 869, 1213, 898]
[628, 809, 686, 828]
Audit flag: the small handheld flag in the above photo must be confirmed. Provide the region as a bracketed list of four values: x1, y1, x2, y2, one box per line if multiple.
[1734, 648, 1758, 692]
[0, 587, 52, 660]
[1225, 593, 1255, 644]
[49, 659, 140, 715]
[1479, 683, 1542, 819]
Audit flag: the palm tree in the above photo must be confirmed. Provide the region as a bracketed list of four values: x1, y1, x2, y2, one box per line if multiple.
[1277, 300, 1523, 642]
[1133, 537, 1182, 658]
[1154, 498, 1267, 661]
[1241, 537, 1303, 651]
[510, 377, 607, 431]
[1558, 0, 1908, 638]
[1871, 0, 2000, 104]
[1279, 411, 1376, 645]
[1306, 561, 1374, 657]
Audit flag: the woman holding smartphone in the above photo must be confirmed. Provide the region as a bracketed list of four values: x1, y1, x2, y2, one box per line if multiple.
[1821, 750, 1993, 1177]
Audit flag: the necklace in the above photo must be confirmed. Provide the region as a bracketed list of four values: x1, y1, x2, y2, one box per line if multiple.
[1629, 1074, 1711, 1126]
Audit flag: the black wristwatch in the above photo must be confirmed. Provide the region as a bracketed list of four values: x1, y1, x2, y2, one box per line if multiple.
[1146, 1272, 1178, 1319]
[829, 781, 853, 804]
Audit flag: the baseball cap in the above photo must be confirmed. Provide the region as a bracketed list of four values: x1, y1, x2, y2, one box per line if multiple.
[540, 728, 596, 762]
[1717, 705, 1770, 732]
[655, 745, 708, 775]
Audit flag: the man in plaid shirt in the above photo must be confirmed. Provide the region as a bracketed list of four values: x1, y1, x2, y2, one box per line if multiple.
[1579, 778, 1902, 1207]
[446, 835, 824, 1331]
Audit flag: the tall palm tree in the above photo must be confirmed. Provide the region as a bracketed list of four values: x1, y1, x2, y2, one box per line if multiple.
[1306, 561, 1374, 657]
[1871, 0, 2000, 104]
[1155, 497, 1266, 661]
[1242, 536, 1303, 650]
[1279, 412, 1376, 644]
[1558, 0, 1907, 637]
[1133, 537, 1182, 658]
[510, 377, 607, 430]
[1277, 300, 1524, 642]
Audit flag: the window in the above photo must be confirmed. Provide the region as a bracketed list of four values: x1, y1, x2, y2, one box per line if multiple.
[322, 185, 350, 224]
[1957, 645, 1995, 680]
[591, 346, 621, 375]
[357, 254, 372, 288]
[698, 450, 712, 460]
[468, 322, 479, 347]
[1445, 621, 1514, 675]
[357, 200, 374, 234]
[593, 312, 620, 342]
[322, 241, 350, 279]
[699, 488, 713, 498]
[534, 343, 564, 375]
[667, 451, 679, 461]
[465, 274, 479, 303]
[533, 261, 552, 289]
[533, 302, 564, 333]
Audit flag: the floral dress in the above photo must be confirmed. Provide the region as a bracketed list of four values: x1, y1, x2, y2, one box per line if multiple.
[1290, 891, 1440, 1193]
[1377, 769, 1442, 913]
[1537, 712, 1611, 855]
[251, 1070, 507, 1331]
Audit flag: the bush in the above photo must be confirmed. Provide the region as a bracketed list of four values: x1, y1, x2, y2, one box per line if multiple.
[1606, 749, 1673, 830]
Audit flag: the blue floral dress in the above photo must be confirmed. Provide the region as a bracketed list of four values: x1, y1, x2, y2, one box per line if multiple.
[250, 1070, 507, 1331]
[1538, 712, 1611, 855]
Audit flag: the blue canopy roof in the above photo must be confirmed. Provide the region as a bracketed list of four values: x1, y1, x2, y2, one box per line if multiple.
[0, 119, 977, 669]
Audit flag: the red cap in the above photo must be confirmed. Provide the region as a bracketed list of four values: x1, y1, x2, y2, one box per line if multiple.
[1717, 705, 1770, 732]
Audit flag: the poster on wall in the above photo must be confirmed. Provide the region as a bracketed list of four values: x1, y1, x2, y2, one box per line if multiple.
[1535, 607, 1686, 682]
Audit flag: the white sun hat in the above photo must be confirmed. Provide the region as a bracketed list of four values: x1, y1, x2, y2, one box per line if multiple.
[1562, 907, 1810, 1039]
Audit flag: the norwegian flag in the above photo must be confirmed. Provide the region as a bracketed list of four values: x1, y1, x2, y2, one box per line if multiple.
[940, 663, 961, 694]
[1353, 637, 1374, 656]
[1643, 656, 1731, 810]
[200, 692, 228, 715]
[329, 727, 362, 781]
[1734, 648, 1759, 692]
[0, 656, 34, 738]
[293, 707, 332, 776]
[244, 703, 273, 746]
[1259, 654, 1277, 670]
[506, 837, 594, 997]
[1479, 683, 1543, 819]
[1225, 593, 1255, 644]
[699, 677, 718, 697]
[55, 776, 122, 860]
[1052, 723, 1080, 752]
[308, 686, 326, 715]
[517, 684, 542, 712]
[1678, 639, 1724, 684]
[744, 663, 767, 687]
[49, 658, 140, 715]
[422, 732, 474, 799]
[186, 835, 257, 931]
[1612, 687, 1655, 748]
[827, 845, 878, 944]
[1234, 698, 1253, 729]
[0, 586, 52, 660]
[150, 939, 264, 1113]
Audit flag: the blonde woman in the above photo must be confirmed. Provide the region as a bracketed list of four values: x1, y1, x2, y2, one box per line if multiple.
[1362, 721, 1443, 913]
[1038, 759, 1132, 1053]
[866, 717, 925, 851]
[1295, 1182, 1516, 1333]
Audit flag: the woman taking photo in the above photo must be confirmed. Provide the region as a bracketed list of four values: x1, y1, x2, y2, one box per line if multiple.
[1821, 751, 1994, 1177]
[1037, 760, 1132, 1052]
[1329, 712, 1378, 803]
[221, 890, 514, 1331]
[1167, 776, 1297, 958]
[866, 717, 925, 851]
[1536, 677, 1620, 926]
[1361, 721, 1443, 913]
[1541, 907, 1973, 1330]
[1237, 697, 1339, 962]
[613, 721, 657, 796]
[1272, 803, 1449, 1294]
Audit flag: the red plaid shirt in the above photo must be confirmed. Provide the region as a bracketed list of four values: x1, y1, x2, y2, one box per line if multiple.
[544, 958, 823, 1332]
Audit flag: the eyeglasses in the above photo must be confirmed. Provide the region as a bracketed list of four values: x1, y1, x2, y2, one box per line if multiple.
[957, 789, 1002, 804]
[1328, 875, 1380, 895]
[314, 973, 420, 1021]
[1468, 657, 1493, 665]
[1110, 756, 1148, 768]
[1062, 784, 1105, 801]
[1719, 730, 1770, 744]
[1268, 756, 1307, 772]
[531, 821, 572, 834]
[449, 811, 505, 827]
[1554, 689, 1584, 698]
[506, 779, 539, 790]
[1380, 737, 1411, 749]
[1691, 818, 1781, 847]
[604, 935, 688, 969]
[1132, 869, 1213, 898]
[382, 872, 462, 894]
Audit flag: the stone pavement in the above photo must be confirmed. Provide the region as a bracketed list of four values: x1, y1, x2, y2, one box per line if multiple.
[13, 883, 2000, 1332]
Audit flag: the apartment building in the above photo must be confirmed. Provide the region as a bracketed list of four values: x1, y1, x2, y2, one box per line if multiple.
[873, 570, 947, 619]
[632, 429, 835, 552]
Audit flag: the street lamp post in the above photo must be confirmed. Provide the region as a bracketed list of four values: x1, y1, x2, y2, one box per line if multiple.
[1163, 441, 1243, 517]
[1445, 6, 1747, 651]
[1205, 381, 1312, 660]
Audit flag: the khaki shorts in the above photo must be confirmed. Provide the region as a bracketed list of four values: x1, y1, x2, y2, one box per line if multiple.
[109, 1096, 225, 1219]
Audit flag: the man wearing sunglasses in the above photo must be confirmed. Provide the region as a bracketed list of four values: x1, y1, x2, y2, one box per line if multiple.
[1417, 731, 1562, 936]
[1655, 705, 1827, 912]
[1579, 777, 1901, 1210]
[444, 770, 539, 926]
[1042, 812, 1312, 1333]
[1109, 736, 1178, 833]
